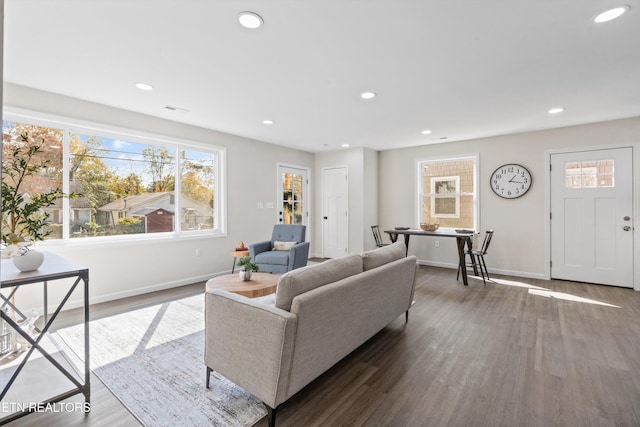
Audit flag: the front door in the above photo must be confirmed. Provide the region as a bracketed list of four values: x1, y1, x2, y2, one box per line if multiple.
[277, 165, 308, 227]
[550, 147, 634, 287]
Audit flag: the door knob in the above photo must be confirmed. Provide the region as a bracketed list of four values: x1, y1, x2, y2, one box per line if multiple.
[623, 226, 632, 231]
[323, 216, 328, 220]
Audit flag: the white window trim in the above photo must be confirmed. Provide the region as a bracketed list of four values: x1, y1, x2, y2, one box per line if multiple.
[3, 107, 227, 246]
[415, 153, 480, 230]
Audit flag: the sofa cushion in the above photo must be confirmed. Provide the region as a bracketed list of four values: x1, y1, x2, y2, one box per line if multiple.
[275, 254, 363, 311]
[361, 241, 406, 271]
[273, 240, 297, 251]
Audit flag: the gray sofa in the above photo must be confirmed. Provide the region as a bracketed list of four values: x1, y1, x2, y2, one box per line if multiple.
[205, 241, 417, 426]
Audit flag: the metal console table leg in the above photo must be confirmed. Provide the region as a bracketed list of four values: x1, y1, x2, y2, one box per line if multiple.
[0, 254, 90, 425]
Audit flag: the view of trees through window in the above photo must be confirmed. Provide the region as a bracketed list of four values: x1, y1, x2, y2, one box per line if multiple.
[1, 122, 64, 239]
[2, 119, 220, 241]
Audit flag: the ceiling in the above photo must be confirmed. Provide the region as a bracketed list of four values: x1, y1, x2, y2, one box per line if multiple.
[4, 1, 640, 153]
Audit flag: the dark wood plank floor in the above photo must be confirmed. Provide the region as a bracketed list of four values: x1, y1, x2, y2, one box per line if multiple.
[6, 267, 640, 426]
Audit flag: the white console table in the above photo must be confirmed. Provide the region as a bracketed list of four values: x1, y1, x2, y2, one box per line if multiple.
[0, 252, 89, 424]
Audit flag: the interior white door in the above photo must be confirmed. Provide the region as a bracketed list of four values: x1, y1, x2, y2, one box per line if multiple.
[278, 166, 308, 227]
[322, 167, 348, 258]
[550, 147, 634, 287]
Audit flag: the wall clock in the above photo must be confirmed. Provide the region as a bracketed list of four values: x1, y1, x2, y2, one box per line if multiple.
[490, 163, 532, 199]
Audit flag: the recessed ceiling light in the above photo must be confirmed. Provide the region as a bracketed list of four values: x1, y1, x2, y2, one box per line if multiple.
[135, 82, 154, 91]
[262, 119, 274, 125]
[360, 92, 376, 100]
[548, 107, 565, 114]
[594, 6, 630, 23]
[238, 12, 263, 29]
[341, 143, 350, 148]
[421, 129, 432, 135]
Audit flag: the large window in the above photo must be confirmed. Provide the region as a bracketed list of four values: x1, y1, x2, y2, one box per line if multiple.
[2, 115, 224, 242]
[417, 156, 477, 229]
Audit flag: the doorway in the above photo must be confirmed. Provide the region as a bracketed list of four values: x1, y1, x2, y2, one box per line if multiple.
[550, 147, 634, 287]
[277, 165, 309, 227]
[322, 167, 348, 258]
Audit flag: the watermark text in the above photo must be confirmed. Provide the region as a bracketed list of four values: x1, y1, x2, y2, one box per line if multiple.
[1, 402, 90, 414]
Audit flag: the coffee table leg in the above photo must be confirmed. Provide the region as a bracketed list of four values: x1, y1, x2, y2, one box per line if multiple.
[232, 258, 237, 274]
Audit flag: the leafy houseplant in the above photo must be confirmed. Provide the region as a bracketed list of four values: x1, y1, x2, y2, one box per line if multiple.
[236, 256, 259, 281]
[1, 132, 71, 265]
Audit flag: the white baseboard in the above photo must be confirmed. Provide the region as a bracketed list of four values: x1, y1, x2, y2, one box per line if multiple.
[416, 260, 546, 280]
[50, 273, 216, 314]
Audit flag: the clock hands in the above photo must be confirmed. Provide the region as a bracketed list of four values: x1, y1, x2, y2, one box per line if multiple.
[508, 174, 523, 184]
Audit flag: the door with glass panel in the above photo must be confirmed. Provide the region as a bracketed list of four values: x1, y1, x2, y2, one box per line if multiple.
[277, 165, 308, 227]
[550, 147, 634, 287]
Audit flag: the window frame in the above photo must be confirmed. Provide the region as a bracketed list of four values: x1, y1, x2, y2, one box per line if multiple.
[416, 153, 479, 230]
[430, 175, 461, 218]
[3, 108, 227, 246]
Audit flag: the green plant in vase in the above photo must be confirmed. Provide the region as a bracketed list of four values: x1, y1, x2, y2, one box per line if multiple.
[236, 256, 259, 281]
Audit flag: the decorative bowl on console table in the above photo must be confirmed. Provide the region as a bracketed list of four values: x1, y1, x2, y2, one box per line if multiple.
[420, 223, 439, 232]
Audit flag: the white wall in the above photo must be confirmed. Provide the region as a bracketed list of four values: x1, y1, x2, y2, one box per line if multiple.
[3, 83, 314, 309]
[379, 116, 640, 280]
[362, 148, 379, 250]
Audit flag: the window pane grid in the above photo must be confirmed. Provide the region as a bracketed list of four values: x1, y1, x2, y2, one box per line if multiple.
[565, 159, 614, 188]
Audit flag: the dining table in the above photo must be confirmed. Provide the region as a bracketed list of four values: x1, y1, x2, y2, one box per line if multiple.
[384, 228, 478, 286]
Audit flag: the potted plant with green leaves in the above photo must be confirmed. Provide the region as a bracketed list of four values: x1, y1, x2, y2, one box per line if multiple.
[236, 256, 259, 281]
[1, 132, 73, 271]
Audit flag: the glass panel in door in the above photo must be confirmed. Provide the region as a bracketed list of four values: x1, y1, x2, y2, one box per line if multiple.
[279, 166, 307, 226]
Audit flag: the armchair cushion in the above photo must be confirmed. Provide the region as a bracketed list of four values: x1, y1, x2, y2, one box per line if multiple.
[255, 250, 290, 266]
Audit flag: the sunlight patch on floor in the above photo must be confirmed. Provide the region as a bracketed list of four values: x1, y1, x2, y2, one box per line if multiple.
[491, 277, 548, 290]
[491, 277, 619, 307]
[527, 289, 620, 307]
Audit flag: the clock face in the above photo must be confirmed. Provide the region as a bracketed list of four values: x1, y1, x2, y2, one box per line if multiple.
[490, 164, 532, 199]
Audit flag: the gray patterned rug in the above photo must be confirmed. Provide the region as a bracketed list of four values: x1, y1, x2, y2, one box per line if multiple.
[56, 294, 267, 426]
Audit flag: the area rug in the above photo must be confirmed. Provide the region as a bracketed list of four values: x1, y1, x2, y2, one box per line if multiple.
[55, 294, 267, 426]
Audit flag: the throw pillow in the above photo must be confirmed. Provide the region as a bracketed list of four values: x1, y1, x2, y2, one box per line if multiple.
[273, 240, 297, 251]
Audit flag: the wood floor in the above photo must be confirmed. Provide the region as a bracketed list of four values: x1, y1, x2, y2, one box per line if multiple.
[6, 267, 640, 426]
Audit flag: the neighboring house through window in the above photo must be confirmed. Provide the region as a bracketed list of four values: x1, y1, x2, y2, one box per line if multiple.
[2, 112, 225, 242]
[417, 155, 478, 230]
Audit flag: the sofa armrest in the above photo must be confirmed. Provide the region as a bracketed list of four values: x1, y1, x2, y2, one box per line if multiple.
[204, 290, 297, 408]
[249, 240, 272, 258]
[288, 241, 310, 270]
